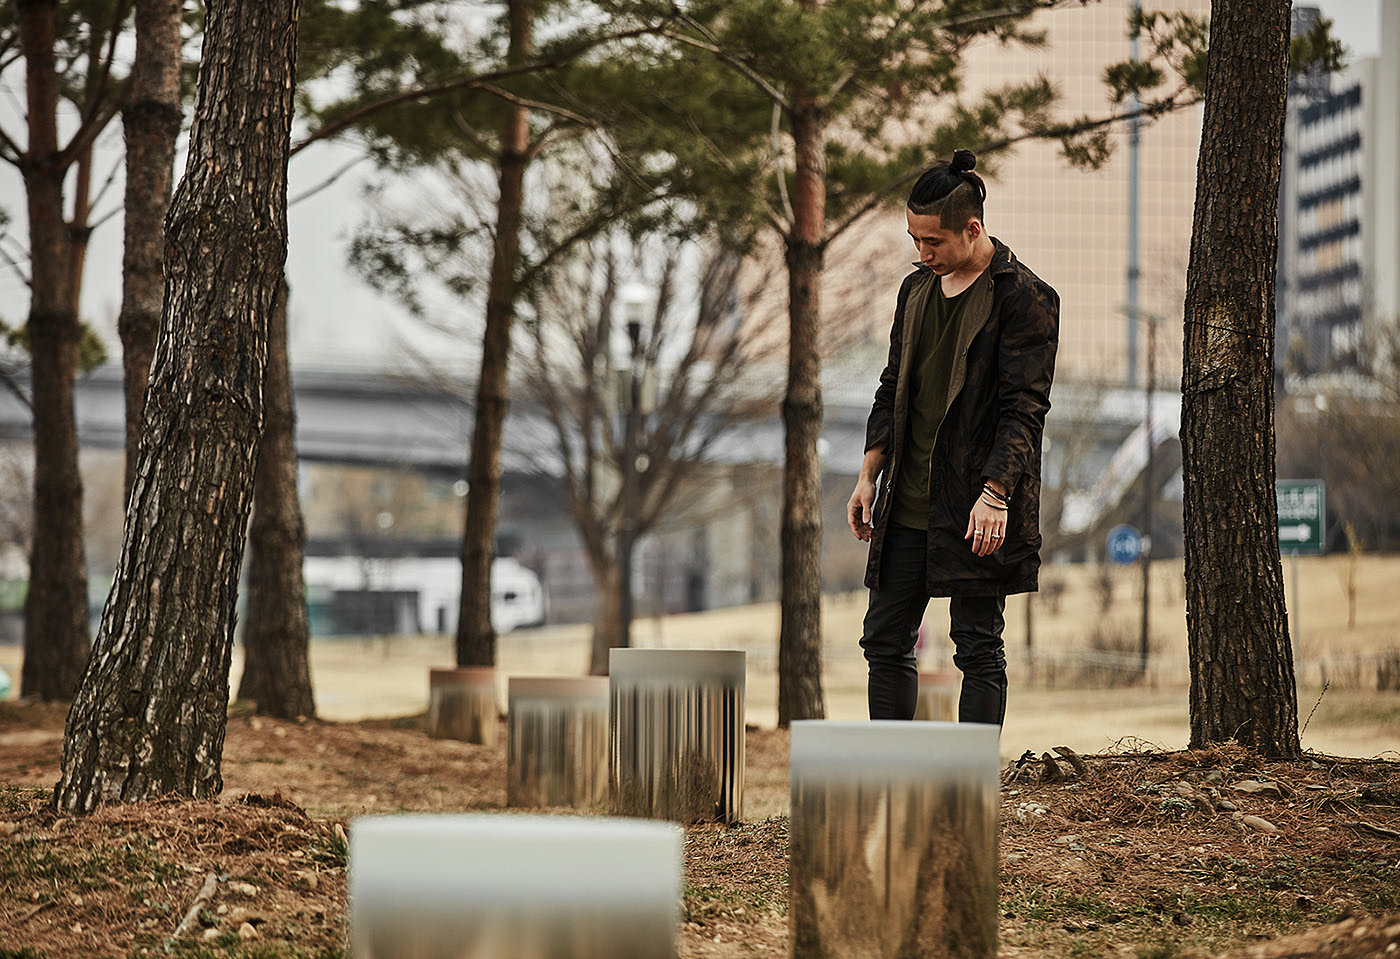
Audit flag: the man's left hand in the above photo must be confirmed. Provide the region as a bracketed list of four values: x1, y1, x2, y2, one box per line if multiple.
[964, 485, 1007, 557]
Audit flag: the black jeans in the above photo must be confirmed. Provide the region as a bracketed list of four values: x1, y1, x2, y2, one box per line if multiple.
[860, 522, 1008, 724]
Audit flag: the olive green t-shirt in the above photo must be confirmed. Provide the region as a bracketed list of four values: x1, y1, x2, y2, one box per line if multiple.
[890, 280, 967, 530]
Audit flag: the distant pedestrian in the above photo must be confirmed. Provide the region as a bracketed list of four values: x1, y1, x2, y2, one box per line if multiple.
[846, 149, 1059, 724]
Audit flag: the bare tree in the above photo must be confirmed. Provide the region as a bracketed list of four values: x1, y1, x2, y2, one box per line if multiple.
[520, 234, 777, 674]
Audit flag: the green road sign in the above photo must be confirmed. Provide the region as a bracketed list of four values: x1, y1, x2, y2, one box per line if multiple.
[1276, 479, 1325, 555]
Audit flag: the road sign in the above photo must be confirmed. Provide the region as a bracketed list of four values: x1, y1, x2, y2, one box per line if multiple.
[1107, 524, 1141, 565]
[1276, 479, 1325, 555]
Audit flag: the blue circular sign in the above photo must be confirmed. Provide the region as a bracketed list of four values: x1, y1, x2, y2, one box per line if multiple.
[1107, 524, 1141, 565]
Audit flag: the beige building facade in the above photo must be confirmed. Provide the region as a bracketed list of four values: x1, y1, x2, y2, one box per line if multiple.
[830, 0, 1207, 389]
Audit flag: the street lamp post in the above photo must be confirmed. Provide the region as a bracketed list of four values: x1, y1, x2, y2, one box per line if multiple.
[617, 294, 646, 653]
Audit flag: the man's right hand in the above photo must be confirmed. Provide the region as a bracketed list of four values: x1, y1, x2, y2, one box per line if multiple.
[847, 478, 876, 542]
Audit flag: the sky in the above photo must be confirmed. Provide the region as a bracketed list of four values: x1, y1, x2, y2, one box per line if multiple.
[0, 0, 1387, 375]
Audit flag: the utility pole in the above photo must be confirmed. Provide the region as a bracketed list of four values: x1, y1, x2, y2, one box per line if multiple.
[1126, 0, 1143, 388]
[1140, 313, 1155, 674]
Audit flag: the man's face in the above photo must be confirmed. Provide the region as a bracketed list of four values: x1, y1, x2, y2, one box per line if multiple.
[906, 210, 980, 275]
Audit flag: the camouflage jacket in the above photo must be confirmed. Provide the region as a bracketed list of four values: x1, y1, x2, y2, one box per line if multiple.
[863, 239, 1059, 597]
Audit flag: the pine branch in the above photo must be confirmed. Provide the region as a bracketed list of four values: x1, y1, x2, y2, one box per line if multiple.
[291, 25, 667, 157]
[823, 89, 1198, 246]
[658, 27, 793, 114]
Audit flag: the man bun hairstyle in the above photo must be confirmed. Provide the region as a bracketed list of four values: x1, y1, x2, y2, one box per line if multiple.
[907, 149, 987, 231]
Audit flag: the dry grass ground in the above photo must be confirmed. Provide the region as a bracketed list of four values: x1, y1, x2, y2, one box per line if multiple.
[1, 709, 1398, 959]
[0, 555, 1396, 957]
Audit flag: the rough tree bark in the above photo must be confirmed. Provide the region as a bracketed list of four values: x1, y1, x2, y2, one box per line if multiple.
[118, 0, 185, 501]
[17, 0, 90, 702]
[777, 88, 827, 726]
[455, 0, 532, 669]
[237, 280, 316, 719]
[54, 0, 302, 811]
[1181, 0, 1299, 757]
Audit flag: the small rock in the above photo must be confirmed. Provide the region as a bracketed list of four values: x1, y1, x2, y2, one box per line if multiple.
[228, 881, 260, 898]
[69, 923, 82, 934]
[217, 904, 228, 915]
[238, 922, 259, 941]
[1232, 779, 1286, 797]
[71, 895, 83, 907]
[1055, 835, 1079, 844]
[0, 821, 18, 838]
[274, 856, 291, 866]
[202, 928, 221, 941]
[1218, 800, 1239, 812]
[1005, 853, 1024, 862]
[1242, 815, 1280, 834]
[249, 718, 264, 731]
[1174, 782, 1195, 797]
[295, 870, 319, 891]
[273, 727, 287, 738]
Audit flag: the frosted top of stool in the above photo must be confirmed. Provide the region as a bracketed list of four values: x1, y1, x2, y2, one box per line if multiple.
[789, 720, 999, 779]
[508, 676, 610, 700]
[352, 814, 682, 906]
[609, 648, 746, 683]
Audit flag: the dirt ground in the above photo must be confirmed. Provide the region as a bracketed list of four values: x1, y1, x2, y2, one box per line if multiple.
[1, 701, 1398, 959]
[1, 555, 1397, 956]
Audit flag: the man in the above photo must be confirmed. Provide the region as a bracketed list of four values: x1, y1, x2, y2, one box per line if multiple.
[846, 149, 1059, 725]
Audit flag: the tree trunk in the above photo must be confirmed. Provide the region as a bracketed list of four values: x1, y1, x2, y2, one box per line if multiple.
[588, 554, 622, 676]
[777, 93, 826, 726]
[1181, 0, 1299, 757]
[237, 279, 316, 719]
[455, 0, 532, 668]
[17, 0, 90, 702]
[118, 0, 184, 501]
[54, 0, 302, 812]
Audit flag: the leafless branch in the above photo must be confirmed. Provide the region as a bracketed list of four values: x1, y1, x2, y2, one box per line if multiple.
[289, 154, 372, 206]
[0, 235, 31, 287]
[0, 363, 32, 412]
[771, 101, 794, 229]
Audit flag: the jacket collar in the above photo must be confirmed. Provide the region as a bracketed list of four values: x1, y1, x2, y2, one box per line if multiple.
[989, 237, 1017, 276]
[908, 236, 1016, 278]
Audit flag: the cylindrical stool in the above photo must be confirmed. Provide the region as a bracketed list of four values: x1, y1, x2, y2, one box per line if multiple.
[913, 671, 959, 722]
[789, 721, 1000, 959]
[426, 667, 498, 746]
[609, 648, 745, 823]
[507, 676, 609, 810]
[350, 814, 683, 959]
